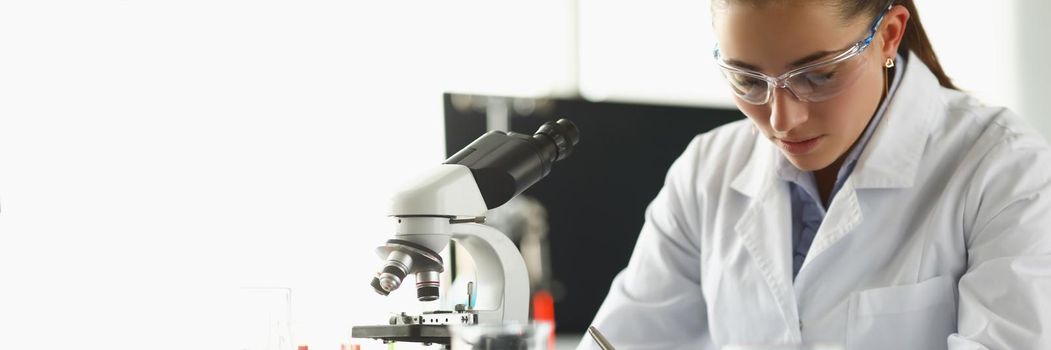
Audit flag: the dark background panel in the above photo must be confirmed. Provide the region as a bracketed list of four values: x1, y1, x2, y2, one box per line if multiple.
[444, 93, 743, 333]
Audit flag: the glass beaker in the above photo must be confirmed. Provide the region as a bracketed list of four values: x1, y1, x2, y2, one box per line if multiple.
[238, 287, 295, 350]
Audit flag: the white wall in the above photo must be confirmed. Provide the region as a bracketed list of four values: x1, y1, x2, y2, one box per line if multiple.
[578, 0, 734, 108]
[913, 1, 1021, 120]
[1014, 1, 1051, 137]
[0, 1, 574, 350]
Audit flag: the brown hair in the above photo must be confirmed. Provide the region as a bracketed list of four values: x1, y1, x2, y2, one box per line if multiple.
[715, 0, 959, 90]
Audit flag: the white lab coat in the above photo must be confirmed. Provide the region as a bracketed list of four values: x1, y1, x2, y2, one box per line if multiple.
[578, 52, 1051, 350]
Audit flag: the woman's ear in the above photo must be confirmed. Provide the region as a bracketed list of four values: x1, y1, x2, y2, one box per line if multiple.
[879, 5, 910, 58]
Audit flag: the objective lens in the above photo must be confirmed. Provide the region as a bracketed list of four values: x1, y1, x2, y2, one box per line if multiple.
[370, 250, 413, 296]
[416, 270, 441, 302]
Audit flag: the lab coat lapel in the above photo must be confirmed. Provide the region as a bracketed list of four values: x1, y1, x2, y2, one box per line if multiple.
[800, 52, 938, 271]
[799, 179, 862, 271]
[851, 51, 937, 190]
[732, 139, 802, 341]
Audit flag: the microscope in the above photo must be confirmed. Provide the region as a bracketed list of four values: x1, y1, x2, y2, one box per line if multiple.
[352, 119, 580, 348]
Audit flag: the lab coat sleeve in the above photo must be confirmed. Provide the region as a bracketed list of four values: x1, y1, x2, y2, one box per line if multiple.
[948, 134, 1051, 349]
[577, 136, 709, 350]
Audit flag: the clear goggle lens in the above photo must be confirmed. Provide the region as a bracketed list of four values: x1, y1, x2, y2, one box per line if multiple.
[719, 49, 871, 105]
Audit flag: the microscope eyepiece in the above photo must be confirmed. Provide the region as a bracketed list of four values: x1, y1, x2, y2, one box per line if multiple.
[444, 118, 581, 209]
[535, 118, 580, 161]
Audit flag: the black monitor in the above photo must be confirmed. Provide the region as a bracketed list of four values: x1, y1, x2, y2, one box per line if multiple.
[444, 93, 743, 333]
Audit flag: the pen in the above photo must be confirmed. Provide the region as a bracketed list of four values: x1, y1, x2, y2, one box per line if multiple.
[588, 326, 616, 350]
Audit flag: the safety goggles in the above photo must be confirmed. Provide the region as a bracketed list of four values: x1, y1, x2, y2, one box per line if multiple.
[713, 3, 893, 105]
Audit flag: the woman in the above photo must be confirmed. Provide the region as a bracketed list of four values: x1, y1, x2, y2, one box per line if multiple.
[580, 1, 1051, 349]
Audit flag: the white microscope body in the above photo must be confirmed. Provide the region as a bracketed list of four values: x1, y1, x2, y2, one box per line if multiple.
[353, 119, 579, 346]
[388, 164, 530, 324]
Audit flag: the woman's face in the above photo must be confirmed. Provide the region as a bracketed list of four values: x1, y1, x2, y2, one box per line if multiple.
[713, 2, 885, 172]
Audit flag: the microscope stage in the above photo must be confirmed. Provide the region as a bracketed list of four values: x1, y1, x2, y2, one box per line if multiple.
[352, 324, 451, 345]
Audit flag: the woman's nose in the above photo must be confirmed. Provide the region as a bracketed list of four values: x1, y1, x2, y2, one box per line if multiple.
[769, 87, 808, 134]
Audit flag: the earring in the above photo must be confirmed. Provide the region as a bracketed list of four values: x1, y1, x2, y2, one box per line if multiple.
[883, 57, 893, 96]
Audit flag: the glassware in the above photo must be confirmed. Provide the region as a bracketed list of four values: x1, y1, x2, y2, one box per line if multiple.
[238, 288, 295, 350]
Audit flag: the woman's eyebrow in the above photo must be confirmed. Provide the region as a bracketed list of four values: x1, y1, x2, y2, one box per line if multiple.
[789, 50, 837, 68]
[724, 58, 760, 71]
[725, 49, 838, 72]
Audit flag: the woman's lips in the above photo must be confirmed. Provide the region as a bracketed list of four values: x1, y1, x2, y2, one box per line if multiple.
[777, 135, 824, 155]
